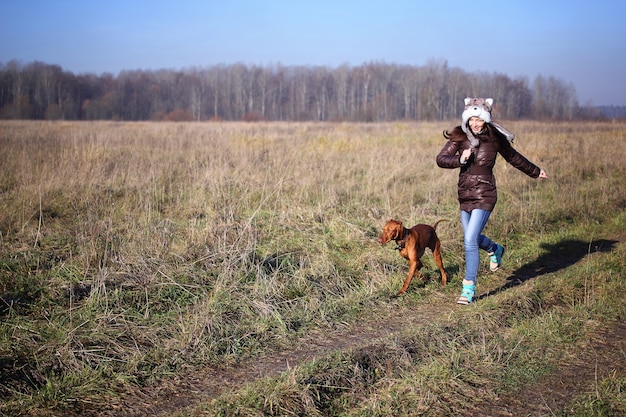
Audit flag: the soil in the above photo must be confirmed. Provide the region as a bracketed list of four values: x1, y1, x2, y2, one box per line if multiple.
[105, 312, 625, 417]
[480, 320, 626, 417]
[101, 235, 625, 417]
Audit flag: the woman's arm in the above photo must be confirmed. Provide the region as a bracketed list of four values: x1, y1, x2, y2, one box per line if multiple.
[498, 139, 542, 178]
[436, 140, 463, 169]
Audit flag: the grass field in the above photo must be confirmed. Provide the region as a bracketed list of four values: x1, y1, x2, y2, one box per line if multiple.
[1, 120, 625, 416]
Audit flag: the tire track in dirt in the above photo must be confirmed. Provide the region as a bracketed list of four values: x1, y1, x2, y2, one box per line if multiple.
[474, 320, 626, 417]
[109, 300, 626, 417]
[102, 233, 625, 416]
[108, 299, 451, 417]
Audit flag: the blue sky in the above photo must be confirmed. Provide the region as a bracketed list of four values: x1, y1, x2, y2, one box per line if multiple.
[1, 0, 625, 106]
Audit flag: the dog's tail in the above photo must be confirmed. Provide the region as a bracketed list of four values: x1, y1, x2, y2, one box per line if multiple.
[432, 219, 449, 231]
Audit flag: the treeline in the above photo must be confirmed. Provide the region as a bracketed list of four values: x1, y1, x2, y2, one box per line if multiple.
[596, 105, 626, 119]
[0, 59, 605, 122]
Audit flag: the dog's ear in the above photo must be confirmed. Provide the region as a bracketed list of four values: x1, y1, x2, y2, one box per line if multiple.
[392, 221, 403, 238]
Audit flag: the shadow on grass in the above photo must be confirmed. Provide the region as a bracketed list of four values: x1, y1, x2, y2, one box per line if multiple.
[478, 238, 619, 300]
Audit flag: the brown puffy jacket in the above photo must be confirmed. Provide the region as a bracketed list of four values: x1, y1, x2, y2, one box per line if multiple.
[436, 124, 541, 212]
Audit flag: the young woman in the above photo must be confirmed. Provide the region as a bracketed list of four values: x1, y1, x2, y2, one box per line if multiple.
[436, 98, 548, 305]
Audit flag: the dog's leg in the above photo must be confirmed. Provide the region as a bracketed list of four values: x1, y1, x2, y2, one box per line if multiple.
[432, 238, 447, 286]
[398, 260, 421, 295]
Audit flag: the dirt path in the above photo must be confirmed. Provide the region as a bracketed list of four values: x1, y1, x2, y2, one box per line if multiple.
[103, 299, 625, 417]
[111, 299, 449, 417]
[476, 320, 626, 417]
[101, 235, 625, 417]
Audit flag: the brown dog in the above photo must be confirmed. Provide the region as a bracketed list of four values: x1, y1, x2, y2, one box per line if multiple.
[378, 219, 448, 295]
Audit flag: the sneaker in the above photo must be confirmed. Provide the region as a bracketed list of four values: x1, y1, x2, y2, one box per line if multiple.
[457, 281, 476, 305]
[489, 244, 505, 272]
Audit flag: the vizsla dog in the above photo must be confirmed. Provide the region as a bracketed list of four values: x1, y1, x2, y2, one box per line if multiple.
[378, 219, 448, 295]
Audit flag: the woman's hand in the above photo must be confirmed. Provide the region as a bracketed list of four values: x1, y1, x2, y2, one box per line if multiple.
[538, 169, 548, 179]
[460, 149, 472, 165]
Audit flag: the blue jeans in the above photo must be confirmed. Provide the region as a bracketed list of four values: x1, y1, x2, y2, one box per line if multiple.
[460, 209, 498, 283]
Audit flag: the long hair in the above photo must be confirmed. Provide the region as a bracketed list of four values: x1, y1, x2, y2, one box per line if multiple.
[443, 123, 509, 151]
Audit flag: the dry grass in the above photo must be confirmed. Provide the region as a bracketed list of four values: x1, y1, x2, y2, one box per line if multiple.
[0, 120, 625, 416]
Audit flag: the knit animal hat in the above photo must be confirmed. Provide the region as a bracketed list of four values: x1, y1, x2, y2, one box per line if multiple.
[461, 97, 515, 148]
[462, 97, 493, 125]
